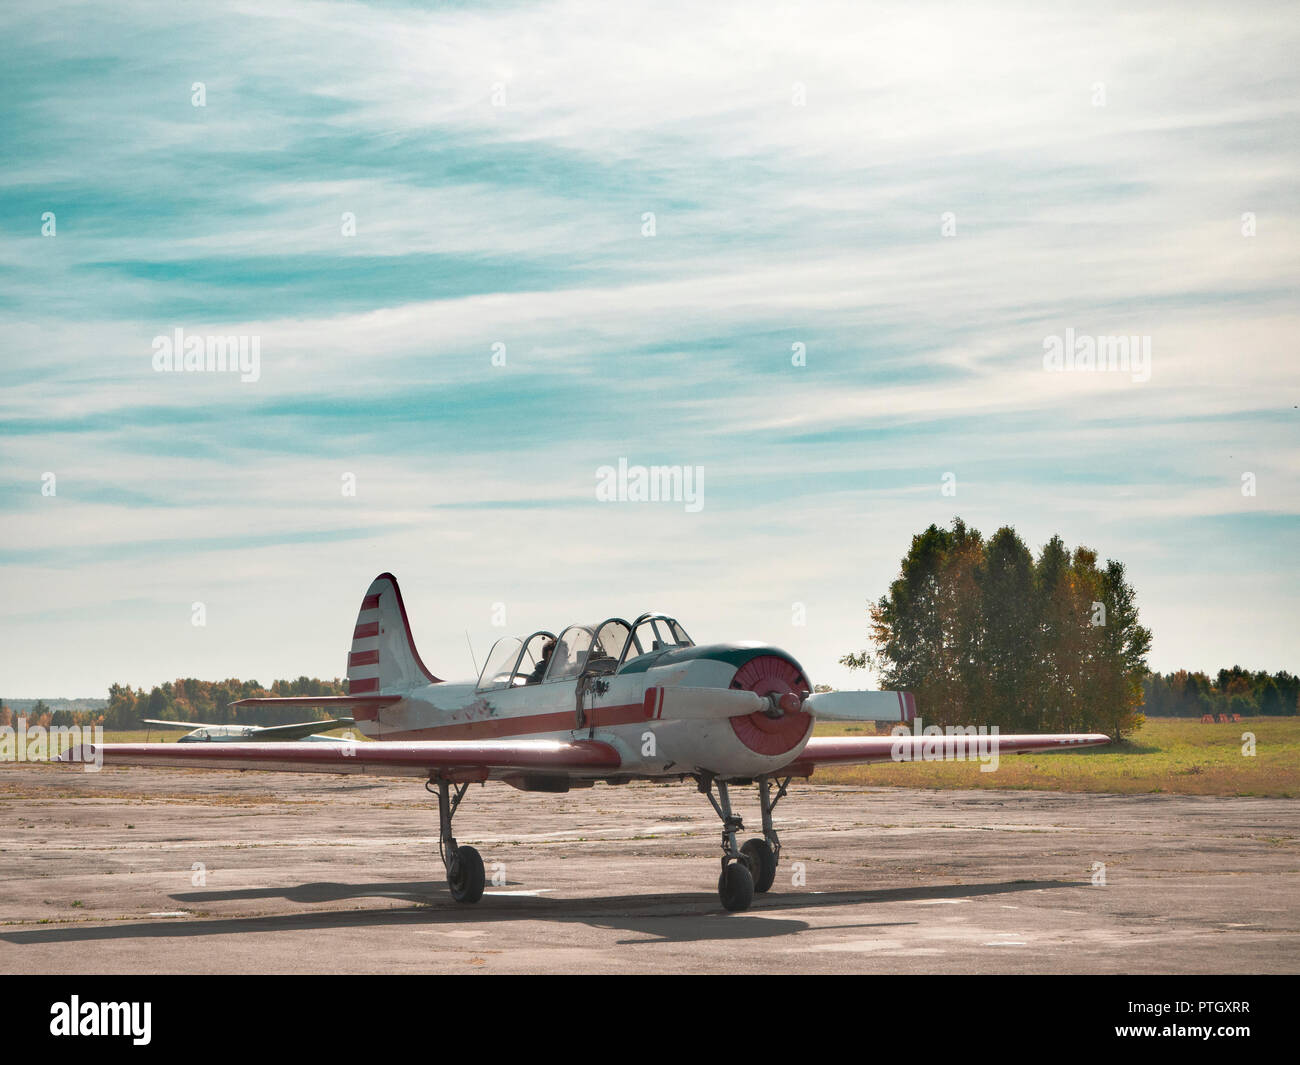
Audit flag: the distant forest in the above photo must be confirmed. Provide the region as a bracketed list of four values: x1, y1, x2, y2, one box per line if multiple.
[1142, 668, 1298, 718]
[0, 677, 347, 730]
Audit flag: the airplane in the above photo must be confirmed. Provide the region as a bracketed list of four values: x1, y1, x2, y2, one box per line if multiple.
[61, 573, 1110, 912]
[141, 717, 355, 743]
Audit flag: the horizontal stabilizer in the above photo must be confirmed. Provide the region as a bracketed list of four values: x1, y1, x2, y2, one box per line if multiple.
[231, 695, 400, 711]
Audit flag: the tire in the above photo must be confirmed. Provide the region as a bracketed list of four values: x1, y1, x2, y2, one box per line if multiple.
[447, 844, 485, 904]
[717, 861, 755, 912]
[741, 837, 777, 893]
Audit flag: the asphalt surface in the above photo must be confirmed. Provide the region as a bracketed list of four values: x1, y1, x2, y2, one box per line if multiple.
[1, 765, 1296, 973]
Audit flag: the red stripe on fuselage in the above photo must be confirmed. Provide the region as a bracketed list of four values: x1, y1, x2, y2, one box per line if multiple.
[371, 702, 649, 741]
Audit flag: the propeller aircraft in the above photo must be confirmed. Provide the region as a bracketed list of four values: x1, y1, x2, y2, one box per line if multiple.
[60, 573, 1109, 912]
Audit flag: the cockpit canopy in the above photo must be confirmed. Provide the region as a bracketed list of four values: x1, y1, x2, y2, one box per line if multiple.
[475, 612, 693, 691]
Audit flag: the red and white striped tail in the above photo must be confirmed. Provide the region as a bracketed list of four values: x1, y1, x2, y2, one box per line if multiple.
[347, 573, 441, 695]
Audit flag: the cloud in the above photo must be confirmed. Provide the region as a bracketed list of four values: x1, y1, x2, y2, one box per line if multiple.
[1, 0, 1297, 693]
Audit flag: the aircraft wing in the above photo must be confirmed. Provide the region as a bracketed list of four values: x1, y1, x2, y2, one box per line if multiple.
[142, 719, 211, 730]
[240, 718, 356, 741]
[58, 738, 621, 780]
[783, 733, 1110, 775]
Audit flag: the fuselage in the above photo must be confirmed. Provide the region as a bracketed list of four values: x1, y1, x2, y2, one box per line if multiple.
[354, 642, 816, 782]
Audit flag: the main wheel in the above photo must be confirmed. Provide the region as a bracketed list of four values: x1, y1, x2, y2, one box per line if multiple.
[447, 844, 485, 904]
[718, 861, 755, 912]
[741, 837, 777, 893]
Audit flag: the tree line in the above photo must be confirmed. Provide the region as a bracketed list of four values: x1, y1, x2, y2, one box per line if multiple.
[1142, 667, 1298, 718]
[0, 676, 346, 730]
[842, 518, 1153, 738]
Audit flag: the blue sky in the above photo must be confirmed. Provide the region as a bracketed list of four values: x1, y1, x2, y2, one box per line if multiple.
[1, 0, 1297, 697]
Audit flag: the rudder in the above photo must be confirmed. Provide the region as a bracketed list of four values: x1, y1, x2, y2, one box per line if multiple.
[348, 573, 441, 694]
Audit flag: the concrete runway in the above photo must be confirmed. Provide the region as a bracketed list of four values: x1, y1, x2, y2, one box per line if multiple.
[1, 765, 1296, 973]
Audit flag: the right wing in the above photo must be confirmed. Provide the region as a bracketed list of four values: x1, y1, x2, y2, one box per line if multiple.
[783, 733, 1110, 776]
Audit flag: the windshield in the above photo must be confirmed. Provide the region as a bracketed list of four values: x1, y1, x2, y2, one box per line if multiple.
[624, 614, 692, 661]
[476, 636, 524, 691]
[546, 626, 594, 682]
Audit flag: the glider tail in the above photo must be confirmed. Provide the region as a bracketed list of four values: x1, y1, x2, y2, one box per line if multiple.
[347, 573, 442, 694]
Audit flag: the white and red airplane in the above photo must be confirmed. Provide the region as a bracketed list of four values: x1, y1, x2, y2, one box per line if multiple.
[64, 573, 1109, 912]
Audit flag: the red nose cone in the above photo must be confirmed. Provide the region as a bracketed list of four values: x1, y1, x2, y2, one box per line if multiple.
[728, 655, 813, 756]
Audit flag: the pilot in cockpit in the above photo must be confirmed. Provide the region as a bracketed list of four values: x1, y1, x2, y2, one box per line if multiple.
[526, 638, 556, 683]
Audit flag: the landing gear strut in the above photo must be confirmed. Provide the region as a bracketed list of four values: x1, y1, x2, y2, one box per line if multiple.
[697, 774, 754, 912]
[742, 776, 790, 894]
[428, 778, 484, 904]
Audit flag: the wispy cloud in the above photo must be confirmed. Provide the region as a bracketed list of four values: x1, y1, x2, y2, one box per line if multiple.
[1, 0, 1296, 694]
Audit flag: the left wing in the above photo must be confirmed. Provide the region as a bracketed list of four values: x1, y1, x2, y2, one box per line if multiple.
[58, 738, 621, 780]
[782, 733, 1109, 776]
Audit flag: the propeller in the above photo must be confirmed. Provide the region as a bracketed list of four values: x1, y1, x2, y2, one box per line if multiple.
[649, 685, 914, 724]
[801, 689, 916, 722]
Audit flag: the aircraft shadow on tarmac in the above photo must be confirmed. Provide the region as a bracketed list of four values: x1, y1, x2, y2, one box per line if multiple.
[1, 879, 1083, 948]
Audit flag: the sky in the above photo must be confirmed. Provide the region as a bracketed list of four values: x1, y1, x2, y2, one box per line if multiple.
[1, 0, 1297, 698]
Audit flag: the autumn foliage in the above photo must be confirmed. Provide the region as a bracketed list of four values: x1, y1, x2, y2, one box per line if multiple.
[842, 519, 1152, 738]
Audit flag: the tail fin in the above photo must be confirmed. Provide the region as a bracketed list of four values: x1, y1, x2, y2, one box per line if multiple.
[347, 573, 442, 694]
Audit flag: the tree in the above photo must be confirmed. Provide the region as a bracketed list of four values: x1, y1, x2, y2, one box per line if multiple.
[844, 517, 1152, 736]
[975, 527, 1039, 730]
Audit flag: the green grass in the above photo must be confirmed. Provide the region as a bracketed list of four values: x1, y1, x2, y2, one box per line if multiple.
[811, 716, 1300, 797]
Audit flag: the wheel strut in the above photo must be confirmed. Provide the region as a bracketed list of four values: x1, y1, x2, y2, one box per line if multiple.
[427, 778, 484, 904]
[697, 774, 754, 912]
[696, 773, 745, 870]
[757, 776, 791, 863]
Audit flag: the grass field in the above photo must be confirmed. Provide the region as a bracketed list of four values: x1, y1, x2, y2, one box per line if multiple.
[13, 718, 1300, 799]
[811, 716, 1300, 797]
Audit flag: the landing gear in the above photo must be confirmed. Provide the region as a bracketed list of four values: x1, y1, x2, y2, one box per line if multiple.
[750, 776, 790, 893]
[448, 845, 485, 904]
[430, 778, 485, 904]
[697, 773, 755, 912]
[718, 861, 754, 912]
[741, 838, 776, 893]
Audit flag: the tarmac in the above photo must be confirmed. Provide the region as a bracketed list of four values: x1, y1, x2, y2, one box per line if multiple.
[1, 764, 1296, 973]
